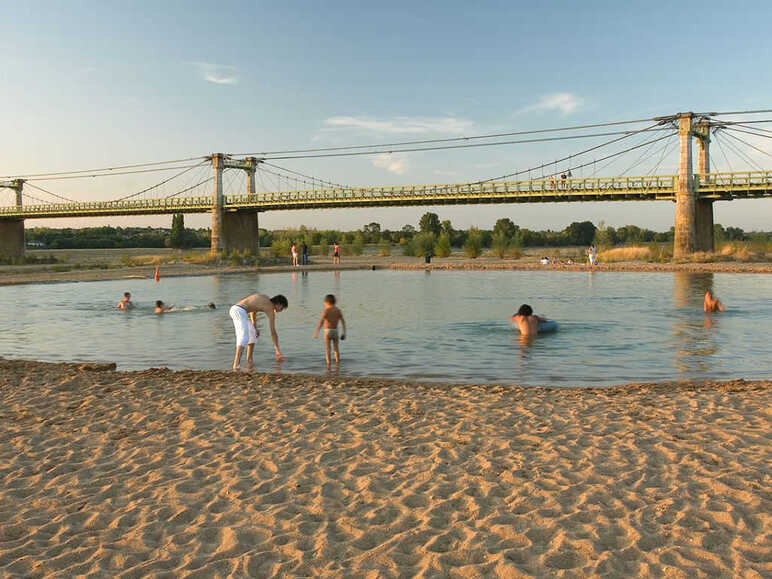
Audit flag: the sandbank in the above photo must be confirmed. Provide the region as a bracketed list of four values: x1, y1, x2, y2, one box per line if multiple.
[0, 359, 769, 577]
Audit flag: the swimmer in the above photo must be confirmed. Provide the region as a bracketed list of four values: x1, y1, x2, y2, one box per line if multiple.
[116, 292, 134, 310]
[313, 294, 346, 366]
[229, 293, 288, 371]
[207, 303, 216, 309]
[510, 304, 548, 337]
[703, 290, 725, 313]
[154, 300, 174, 314]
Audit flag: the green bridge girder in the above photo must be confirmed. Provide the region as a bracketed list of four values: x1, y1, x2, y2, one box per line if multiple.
[1, 171, 770, 220]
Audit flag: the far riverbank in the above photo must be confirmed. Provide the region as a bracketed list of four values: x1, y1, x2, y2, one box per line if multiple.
[1, 251, 771, 286]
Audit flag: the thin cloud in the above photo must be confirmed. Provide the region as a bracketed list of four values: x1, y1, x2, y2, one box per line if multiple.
[518, 93, 584, 115]
[372, 153, 408, 175]
[324, 116, 475, 135]
[194, 62, 239, 85]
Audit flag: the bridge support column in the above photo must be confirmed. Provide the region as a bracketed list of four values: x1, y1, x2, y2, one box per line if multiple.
[221, 211, 259, 253]
[673, 113, 696, 258]
[210, 153, 224, 254]
[694, 121, 714, 252]
[0, 179, 24, 258]
[0, 220, 24, 258]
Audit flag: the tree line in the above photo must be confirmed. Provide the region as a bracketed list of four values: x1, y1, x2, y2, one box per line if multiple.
[25, 212, 768, 252]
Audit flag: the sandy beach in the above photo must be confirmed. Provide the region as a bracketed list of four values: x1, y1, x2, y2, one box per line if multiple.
[0, 359, 769, 577]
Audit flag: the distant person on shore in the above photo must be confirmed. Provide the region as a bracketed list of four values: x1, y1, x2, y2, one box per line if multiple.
[333, 241, 341, 264]
[587, 245, 597, 266]
[154, 300, 173, 314]
[510, 304, 547, 337]
[703, 290, 725, 313]
[302, 242, 309, 265]
[116, 292, 134, 310]
[291, 243, 298, 267]
[229, 293, 288, 371]
[313, 294, 346, 366]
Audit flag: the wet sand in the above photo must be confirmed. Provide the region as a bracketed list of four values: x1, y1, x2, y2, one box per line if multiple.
[1, 359, 769, 577]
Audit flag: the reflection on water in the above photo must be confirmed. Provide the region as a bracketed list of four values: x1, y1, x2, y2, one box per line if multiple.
[0, 270, 769, 386]
[671, 273, 722, 375]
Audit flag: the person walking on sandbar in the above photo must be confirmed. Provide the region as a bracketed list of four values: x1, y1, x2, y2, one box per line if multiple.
[229, 294, 288, 371]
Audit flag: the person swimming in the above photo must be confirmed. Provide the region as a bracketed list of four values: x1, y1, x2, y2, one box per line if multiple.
[154, 300, 174, 314]
[510, 304, 548, 336]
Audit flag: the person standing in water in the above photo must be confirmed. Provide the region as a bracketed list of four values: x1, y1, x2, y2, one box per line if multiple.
[229, 294, 288, 371]
[313, 294, 346, 366]
[333, 241, 340, 264]
[510, 304, 547, 336]
[703, 290, 725, 313]
[116, 292, 134, 310]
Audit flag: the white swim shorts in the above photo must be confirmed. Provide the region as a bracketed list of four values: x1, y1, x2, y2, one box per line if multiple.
[229, 305, 257, 347]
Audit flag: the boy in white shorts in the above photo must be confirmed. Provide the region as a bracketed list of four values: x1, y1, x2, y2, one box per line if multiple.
[229, 293, 288, 371]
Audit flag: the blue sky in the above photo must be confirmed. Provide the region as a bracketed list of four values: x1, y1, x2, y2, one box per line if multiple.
[1, 0, 771, 231]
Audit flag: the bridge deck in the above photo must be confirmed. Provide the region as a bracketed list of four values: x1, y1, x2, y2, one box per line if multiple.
[1, 171, 770, 219]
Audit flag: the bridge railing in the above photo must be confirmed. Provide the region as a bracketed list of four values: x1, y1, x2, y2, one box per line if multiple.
[0, 195, 214, 216]
[695, 170, 772, 190]
[224, 174, 678, 205]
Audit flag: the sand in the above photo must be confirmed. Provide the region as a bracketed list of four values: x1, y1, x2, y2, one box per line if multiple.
[0, 360, 769, 577]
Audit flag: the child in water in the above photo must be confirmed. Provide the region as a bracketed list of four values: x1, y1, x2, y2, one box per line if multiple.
[154, 300, 174, 314]
[313, 294, 346, 366]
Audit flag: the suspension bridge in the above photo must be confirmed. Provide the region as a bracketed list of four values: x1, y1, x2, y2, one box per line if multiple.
[1, 111, 771, 258]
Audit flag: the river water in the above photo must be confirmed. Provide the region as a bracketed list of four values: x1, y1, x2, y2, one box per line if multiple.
[0, 270, 769, 386]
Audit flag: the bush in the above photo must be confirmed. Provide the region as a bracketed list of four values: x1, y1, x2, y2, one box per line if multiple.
[464, 227, 483, 258]
[377, 239, 391, 256]
[491, 232, 511, 258]
[271, 239, 290, 259]
[413, 232, 436, 258]
[434, 233, 451, 258]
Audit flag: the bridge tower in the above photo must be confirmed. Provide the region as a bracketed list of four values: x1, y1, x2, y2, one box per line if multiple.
[673, 113, 714, 258]
[209, 154, 260, 254]
[0, 180, 25, 258]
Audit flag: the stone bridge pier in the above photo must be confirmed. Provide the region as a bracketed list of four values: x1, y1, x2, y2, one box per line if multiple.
[0, 180, 25, 258]
[674, 113, 714, 258]
[210, 154, 260, 254]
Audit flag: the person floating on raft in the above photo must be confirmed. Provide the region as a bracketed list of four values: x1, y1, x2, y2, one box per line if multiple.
[510, 304, 558, 335]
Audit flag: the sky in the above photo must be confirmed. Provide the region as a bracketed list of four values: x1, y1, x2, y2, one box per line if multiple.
[1, 0, 771, 232]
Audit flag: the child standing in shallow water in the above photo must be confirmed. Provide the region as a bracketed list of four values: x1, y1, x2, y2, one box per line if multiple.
[313, 294, 346, 366]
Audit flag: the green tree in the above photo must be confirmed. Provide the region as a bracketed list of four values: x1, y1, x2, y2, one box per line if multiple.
[434, 233, 451, 257]
[351, 231, 365, 255]
[564, 221, 596, 246]
[464, 227, 483, 258]
[491, 231, 511, 258]
[419, 212, 441, 236]
[362, 222, 381, 243]
[169, 214, 187, 249]
[377, 238, 391, 256]
[440, 219, 454, 237]
[413, 232, 436, 257]
[493, 218, 518, 240]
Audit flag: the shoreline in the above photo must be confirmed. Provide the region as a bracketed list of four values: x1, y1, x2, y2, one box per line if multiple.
[1, 358, 769, 576]
[1, 257, 770, 286]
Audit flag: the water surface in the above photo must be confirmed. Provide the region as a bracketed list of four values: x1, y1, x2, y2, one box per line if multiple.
[0, 270, 769, 386]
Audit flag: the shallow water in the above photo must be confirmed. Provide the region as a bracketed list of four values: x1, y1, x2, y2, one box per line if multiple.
[0, 270, 769, 386]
